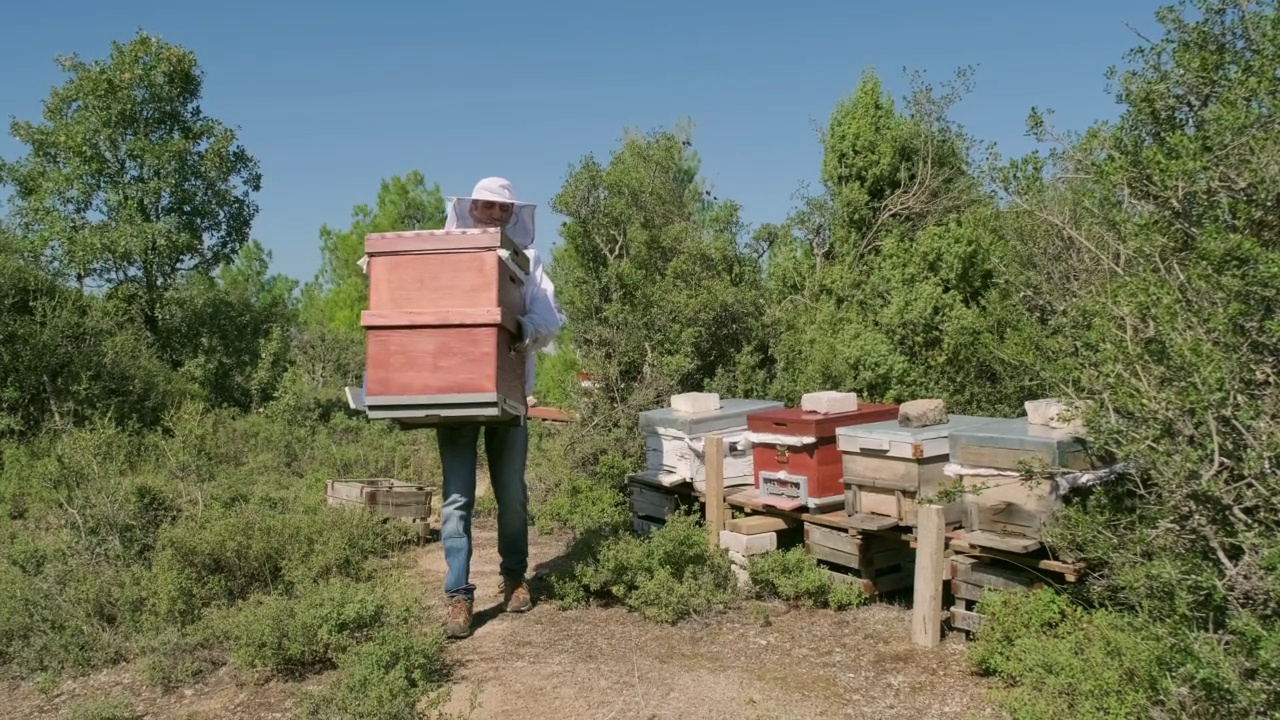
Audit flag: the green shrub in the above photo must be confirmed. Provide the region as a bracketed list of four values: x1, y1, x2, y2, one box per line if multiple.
[296, 627, 450, 720]
[969, 589, 1182, 720]
[547, 511, 737, 623]
[746, 547, 867, 610]
[202, 576, 423, 683]
[140, 502, 414, 627]
[64, 696, 139, 720]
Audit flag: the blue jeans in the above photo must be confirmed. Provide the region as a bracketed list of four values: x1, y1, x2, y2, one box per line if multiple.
[436, 422, 530, 601]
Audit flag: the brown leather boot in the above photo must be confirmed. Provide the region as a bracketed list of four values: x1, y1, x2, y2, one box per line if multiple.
[445, 596, 473, 638]
[503, 576, 533, 613]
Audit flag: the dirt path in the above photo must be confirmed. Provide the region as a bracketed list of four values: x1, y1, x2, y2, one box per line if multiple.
[0, 522, 1003, 720]
[424, 526, 1001, 720]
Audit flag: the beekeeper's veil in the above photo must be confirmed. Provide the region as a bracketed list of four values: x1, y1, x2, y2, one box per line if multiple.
[444, 176, 536, 249]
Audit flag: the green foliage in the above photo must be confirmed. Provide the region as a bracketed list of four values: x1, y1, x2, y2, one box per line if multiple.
[300, 170, 446, 337]
[64, 696, 140, 720]
[549, 125, 772, 473]
[296, 627, 450, 720]
[0, 30, 260, 322]
[0, 409, 435, 685]
[202, 576, 424, 683]
[968, 590, 1182, 720]
[547, 512, 738, 623]
[969, 2, 1280, 715]
[746, 547, 867, 610]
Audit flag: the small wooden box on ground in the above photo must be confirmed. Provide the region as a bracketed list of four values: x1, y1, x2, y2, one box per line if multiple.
[637, 398, 782, 492]
[747, 403, 899, 511]
[360, 227, 530, 425]
[948, 417, 1101, 543]
[325, 479, 434, 539]
[836, 415, 998, 529]
[947, 555, 1053, 636]
[803, 522, 914, 596]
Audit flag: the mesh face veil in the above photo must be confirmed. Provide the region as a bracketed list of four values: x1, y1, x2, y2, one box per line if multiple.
[444, 176, 536, 249]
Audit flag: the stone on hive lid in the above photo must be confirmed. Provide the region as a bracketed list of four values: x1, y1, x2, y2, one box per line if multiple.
[800, 391, 859, 414]
[898, 398, 948, 428]
[671, 392, 721, 414]
[1024, 398, 1084, 431]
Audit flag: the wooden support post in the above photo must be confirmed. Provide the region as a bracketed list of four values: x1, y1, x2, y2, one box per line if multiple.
[705, 434, 726, 549]
[911, 504, 946, 648]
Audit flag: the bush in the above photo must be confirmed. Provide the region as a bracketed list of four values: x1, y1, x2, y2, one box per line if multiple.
[201, 576, 424, 683]
[547, 511, 738, 623]
[296, 627, 450, 720]
[0, 409, 437, 690]
[746, 547, 868, 610]
[969, 590, 1183, 720]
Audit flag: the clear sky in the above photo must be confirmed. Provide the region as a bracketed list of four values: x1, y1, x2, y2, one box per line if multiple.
[1, 0, 1169, 284]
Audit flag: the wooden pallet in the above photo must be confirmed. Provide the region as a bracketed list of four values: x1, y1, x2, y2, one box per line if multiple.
[945, 550, 1077, 638]
[803, 522, 916, 596]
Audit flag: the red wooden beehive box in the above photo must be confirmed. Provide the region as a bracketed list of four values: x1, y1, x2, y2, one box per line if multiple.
[360, 227, 530, 424]
[747, 403, 899, 510]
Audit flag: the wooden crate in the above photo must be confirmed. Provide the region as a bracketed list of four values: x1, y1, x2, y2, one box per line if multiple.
[360, 227, 529, 425]
[325, 479, 434, 539]
[948, 417, 1102, 541]
[947, 555, 1052, 637]
[803, 522, 915, 596]
[747, 403, 898, 511]
[837, 415, 998, 529]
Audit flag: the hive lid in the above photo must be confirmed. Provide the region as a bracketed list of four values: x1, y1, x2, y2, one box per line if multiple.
[947, 416, 1090, 457]
[837, 414, 1000, 444]
[363, 227, 530, 274]
[745, 403, 900, 439]
[638, 398, 784, 435]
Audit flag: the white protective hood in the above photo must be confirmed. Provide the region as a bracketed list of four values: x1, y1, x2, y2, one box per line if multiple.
[444, 176, 537, 249]
[357, 175, 536, 273]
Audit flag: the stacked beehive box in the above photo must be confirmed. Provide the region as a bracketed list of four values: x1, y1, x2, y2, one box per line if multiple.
[325, 478, 434, 540]
[946, 399, 1100, 550]
[637, 393, 782, 492]
[802, 523, 915, 596]
[359, 227, 530, 424]
[746, 391, 898, 511]
[836, 399, 1000, 530]
[626, 470, 699, 535]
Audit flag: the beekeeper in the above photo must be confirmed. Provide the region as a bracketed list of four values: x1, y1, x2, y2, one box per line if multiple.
[432, 177, 563, 639]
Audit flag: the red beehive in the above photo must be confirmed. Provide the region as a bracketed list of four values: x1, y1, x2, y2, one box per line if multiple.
[747, 403, 899, 510]
[360, 227, 529, 423]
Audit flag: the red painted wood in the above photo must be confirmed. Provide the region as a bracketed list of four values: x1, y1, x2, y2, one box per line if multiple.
[364, 326, 524, 401]
[361, 228, 528, 407]
[745, 403, 899, 437]
[748, 403, 900, 504]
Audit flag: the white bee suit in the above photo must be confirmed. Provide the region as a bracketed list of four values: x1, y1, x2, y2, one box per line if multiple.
[441, 177, 564, 397]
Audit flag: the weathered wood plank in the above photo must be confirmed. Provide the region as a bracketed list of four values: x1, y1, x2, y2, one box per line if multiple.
[955, 529, 1042, 554]
[704, 435, 726, 549]
[912, 505, 947, 648]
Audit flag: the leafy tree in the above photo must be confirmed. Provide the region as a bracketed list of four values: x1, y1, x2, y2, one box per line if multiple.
[983, 1, 1280, 714]
[160, 239, 299, 411]
[0, 30, 262, 341]
[549, 127, 770, 473]
[299, 170, 446, 336]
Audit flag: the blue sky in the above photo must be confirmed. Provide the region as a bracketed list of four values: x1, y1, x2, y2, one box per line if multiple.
[1, 0, 1168, 284]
